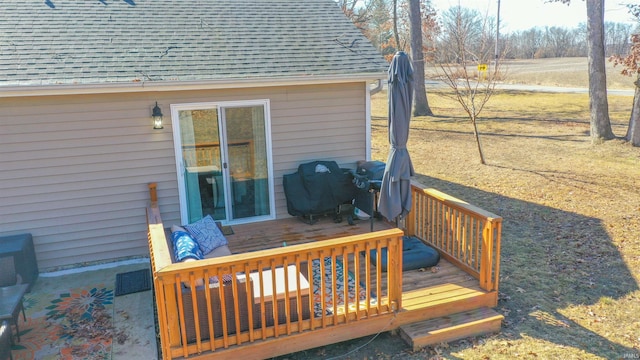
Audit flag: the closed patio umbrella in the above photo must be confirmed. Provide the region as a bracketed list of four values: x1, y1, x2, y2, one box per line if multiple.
[378, 51, 415, 221]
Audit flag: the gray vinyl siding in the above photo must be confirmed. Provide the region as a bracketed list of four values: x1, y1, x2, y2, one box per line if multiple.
[0, 82, 369, 270]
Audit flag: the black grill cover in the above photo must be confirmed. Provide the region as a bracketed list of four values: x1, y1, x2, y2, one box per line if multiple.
[283, 160, 354, 217]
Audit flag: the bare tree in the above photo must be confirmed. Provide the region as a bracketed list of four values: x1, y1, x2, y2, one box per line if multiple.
[393, 0, 401, 50]
[621, 4, 640, 146]
[393, 0, 414, 53]
[628, 73, 640, 146]
[605, 22, 633, 56]
[586, 0, 615, 142]
[544, 26, 575, 57]
[610, 29, 640, 146]
[409, 0, 433, 116]
[546, 0, 614, 142]
[435, 5, 503, 164]
[366, 0, 394, 57]
[337, 0, 372, 32]
[508, 28, 543, 59]
[355, 0, 634, 63]
[572, 24, 589, 57]
[435, 6, 486, 63]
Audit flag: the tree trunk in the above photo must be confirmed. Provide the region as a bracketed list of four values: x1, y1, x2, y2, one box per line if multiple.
[626, 75, 640, 146]
[408, 0, 433, 116]
[471, 114, 486, 165]
[393, 0, 400, 50]
[586, 0, 615, 143]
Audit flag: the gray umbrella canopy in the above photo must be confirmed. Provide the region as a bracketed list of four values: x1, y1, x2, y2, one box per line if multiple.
[378, 51, 415, 221]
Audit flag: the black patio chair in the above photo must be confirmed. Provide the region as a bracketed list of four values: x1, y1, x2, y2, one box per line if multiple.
[0, 320, 12, 360]
[0, 256, 27, 343]
[0, 256, 17, 287]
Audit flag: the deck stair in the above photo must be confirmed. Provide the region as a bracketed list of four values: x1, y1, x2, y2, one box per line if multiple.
[399, 307, 504, 351]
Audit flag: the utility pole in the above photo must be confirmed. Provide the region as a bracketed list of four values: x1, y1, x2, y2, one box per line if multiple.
[495, 0, 501, 73]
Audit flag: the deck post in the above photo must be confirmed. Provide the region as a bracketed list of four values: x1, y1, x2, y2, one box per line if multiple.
[387, 234, 403, 310]
[148, 182, 158, 203]
[154, 281, 173, 360]
[480, 221, 497, 291]
[480, 219, 502, 292]
[492, 220, 502, 292]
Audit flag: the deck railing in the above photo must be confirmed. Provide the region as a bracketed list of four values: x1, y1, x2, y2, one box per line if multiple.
[146, 184, 404, 359]
[405, 181, 502, 292]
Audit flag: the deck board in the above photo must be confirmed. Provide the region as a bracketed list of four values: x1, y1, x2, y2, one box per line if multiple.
[225, 216, 393, 254]
[226, 216, 486, 302]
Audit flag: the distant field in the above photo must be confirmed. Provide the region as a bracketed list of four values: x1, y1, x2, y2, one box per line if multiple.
[426, 57, 636, 90]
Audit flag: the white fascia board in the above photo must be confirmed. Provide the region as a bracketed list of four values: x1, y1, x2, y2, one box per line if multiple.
[0, 73, 386, 98]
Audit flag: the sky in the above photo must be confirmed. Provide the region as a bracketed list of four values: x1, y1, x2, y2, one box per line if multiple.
[430, 0, 638, 33]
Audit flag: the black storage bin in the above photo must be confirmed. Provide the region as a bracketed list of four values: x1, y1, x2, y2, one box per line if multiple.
[356, 160, 385, 181]
[353, 161, 385, 216]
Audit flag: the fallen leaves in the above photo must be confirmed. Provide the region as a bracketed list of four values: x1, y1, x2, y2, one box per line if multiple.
[418, 265, 440, 273]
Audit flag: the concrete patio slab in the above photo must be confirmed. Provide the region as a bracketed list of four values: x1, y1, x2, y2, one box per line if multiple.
[13, 258, 157, 360]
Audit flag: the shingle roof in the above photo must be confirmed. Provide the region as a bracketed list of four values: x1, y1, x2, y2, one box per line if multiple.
[0, 0, 389, 88]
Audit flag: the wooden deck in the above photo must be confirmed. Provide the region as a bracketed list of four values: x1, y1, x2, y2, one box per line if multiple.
[147, 182, 502, 359]
[219, 217, 502, 356]
[226, 216, 480, 294]
[226, 215, 497, 327]
[225, 216, 394, 253]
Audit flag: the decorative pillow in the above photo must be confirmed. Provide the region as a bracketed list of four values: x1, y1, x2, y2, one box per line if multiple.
[184, 215, 228, 255]
[170, 230, 203, 262]
[171, 224, 187, 233]
[203, 245, 232, 259]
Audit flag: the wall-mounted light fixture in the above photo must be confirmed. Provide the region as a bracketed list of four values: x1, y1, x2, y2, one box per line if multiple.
[152, 102, 164, 129]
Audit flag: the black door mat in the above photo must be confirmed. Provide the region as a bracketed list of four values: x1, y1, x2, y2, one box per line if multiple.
[115, 268, 151, 296]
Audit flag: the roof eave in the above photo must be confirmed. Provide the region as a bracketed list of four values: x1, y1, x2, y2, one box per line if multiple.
[0, 73, 387, 98]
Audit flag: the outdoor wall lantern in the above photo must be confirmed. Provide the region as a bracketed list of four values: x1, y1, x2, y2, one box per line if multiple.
[152, 102, 164, 129]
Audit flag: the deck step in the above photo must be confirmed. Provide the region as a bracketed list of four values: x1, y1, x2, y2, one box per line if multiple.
[399, 307, 504, 351]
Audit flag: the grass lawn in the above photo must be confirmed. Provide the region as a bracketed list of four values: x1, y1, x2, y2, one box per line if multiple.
[280, 71, 639, 359]
[369, 88, 640, 359]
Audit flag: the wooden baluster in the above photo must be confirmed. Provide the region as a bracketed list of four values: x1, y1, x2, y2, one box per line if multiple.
[294, 254, 303, 333]
[353, 244, 361, 320]
[243, 263, 255, 343]
[283, 258, 292, 335]
[203, 267, 215, 352]
[270, 259, 279, 336]
[230, 265, 242, 346]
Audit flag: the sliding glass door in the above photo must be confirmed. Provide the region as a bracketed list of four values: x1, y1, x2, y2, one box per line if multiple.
[171, 100, 274, 225]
